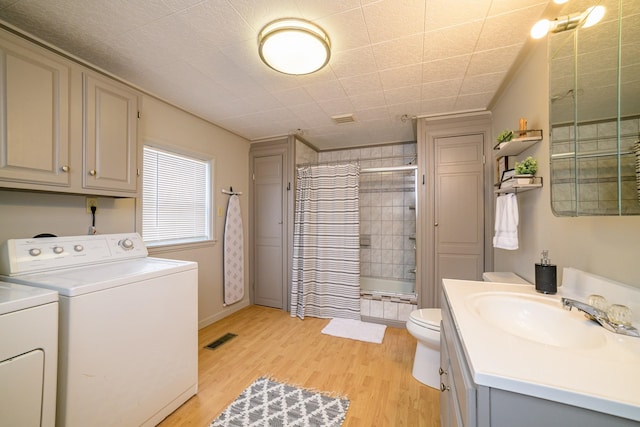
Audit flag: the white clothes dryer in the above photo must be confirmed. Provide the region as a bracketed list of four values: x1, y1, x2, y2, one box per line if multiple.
[0, 281, 58, 427]
[0, 233, 198, 427]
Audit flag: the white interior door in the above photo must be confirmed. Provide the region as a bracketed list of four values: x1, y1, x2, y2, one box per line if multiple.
[432, 133, 485, 307]
[253, 154, 285, 309]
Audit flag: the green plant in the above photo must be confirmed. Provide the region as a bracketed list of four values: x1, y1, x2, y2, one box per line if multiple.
[514, 156, 538, 175]
[496, 130, 513, 143]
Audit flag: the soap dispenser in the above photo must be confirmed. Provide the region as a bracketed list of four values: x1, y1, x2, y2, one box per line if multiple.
[535, 250, 557, 294]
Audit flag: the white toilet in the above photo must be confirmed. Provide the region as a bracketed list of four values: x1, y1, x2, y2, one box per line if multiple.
[406, 308, 442, 387]
[406, 272, 530, 388]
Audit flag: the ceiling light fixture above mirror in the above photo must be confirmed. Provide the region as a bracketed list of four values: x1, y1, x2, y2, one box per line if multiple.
[258, 18, 331, 75]
[530, 5, 605, 39]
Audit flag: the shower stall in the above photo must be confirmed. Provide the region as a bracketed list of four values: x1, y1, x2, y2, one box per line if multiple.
[359, 164, 418, 326]
[295, 142, 419, 326]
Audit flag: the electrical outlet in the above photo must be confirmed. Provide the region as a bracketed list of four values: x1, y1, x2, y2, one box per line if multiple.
[86, 197, 98, 213]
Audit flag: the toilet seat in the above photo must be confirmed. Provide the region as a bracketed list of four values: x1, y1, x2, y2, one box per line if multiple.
[409, 308, 441, 331]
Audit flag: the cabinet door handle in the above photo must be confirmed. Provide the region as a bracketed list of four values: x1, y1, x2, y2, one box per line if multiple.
[89, 169, 97, 176]
[440, 383, 450, 392]
[61, 165, 70, 173]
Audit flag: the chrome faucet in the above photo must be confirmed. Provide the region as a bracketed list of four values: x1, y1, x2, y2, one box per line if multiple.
[561, 298, 640, 338]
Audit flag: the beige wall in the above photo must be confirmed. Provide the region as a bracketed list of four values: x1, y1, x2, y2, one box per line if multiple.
[0, 93, 251, 328]
[140, 96, 251, 327]
[491, 41, 640, 288]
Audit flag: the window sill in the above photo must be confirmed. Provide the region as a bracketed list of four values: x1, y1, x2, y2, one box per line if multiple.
[147, 239, 217, 255]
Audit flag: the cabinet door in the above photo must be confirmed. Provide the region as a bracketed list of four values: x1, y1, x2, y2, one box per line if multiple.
[83, 72, 138, 193]
[0, 32, 70, 186]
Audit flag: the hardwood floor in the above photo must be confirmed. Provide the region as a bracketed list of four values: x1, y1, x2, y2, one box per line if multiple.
[159, 305, 440, 426]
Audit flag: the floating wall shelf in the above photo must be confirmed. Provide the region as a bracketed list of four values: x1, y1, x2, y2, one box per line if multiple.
[495, 176, 543, 194]
[494, 129, 543, 157]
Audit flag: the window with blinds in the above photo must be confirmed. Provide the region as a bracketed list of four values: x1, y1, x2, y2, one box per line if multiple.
[142, 145, 213, 246]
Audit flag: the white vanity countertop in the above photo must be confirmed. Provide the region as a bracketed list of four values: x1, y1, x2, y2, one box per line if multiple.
[442, 279, 640, 422]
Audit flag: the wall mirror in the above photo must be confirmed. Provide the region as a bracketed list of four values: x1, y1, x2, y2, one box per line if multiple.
[549, 0, 640, 216]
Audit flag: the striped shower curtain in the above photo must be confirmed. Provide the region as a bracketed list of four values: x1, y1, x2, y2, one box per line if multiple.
[290, 163, 361, 320]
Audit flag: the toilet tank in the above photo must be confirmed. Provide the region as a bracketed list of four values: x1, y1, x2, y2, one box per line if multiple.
[482, 272, 531, 285]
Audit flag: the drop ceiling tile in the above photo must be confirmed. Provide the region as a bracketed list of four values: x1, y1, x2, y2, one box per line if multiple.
[295, 0, 362, 20]
[317, 97, 355, 115]
[228, 0, 304, 32]
[291, 103, 334, 128]
[379, 64, 423, 91]
[329, 46, 378, 78]
[316, 7, 371, 52]
[487, 0, 548, 17]
[459, 72, 506, 95]
[453, 92, 494, 111]
[421, 79, 463, 99]
[160, 0, 206, 13]
[371, 33, 424, 70]
[420, 97, 457, 115]
[355, 106, 391, 121]
[349, 91, 387, 110]
[425, 0, 491, 31]
[475, 6, 544, 52]
[176, 0, 254, 46]
[339, 72, 383, 96]
[362, 0, 426, 44]
[269, 87, 316, 106]
[303, 79, 348, 101]
[384, 85, 421, 105]
[466, 45, 521, 76]
[423, 20, 483, 62]
[422, 55, 471, 83]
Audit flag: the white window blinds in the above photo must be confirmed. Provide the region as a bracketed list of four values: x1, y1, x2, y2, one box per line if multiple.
[142, 145, 212, 245]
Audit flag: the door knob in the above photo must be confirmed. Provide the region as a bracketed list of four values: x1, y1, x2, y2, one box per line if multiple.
[89, 169, 97, 176]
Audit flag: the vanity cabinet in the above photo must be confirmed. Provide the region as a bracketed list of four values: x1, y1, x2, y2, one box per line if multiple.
[0, 29, 71, 187]
[0, 27, 139, 196]
[440, 292, 638, 427]
[83, 72, 138, 193]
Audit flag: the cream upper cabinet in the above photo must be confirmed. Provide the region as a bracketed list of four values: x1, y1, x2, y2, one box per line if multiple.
[83, 72, 138, 194]
[0, 30, 71, 187]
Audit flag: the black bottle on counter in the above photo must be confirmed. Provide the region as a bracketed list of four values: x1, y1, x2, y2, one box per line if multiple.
[535, 250, 557, 294]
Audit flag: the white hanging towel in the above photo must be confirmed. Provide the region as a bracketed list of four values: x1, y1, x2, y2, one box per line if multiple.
[493, 193, 519, 250]
[223, 194, 244, 305]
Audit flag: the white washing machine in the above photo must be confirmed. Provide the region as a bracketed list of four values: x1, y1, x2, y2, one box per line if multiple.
[0, 233, 198, 427]
[0, 281, 58, 427]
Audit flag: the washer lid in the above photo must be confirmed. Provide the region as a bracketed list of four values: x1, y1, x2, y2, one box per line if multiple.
[410, 308, 441, 330]
[0, 281, 57, 315]
[2, 257, 197, 297]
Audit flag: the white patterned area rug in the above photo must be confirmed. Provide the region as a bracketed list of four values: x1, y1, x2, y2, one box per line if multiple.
[321, 318, 387, 344]
[210, 377, 349, 427]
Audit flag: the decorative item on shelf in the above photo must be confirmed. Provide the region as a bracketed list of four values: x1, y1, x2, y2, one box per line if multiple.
[514, 156, 538, 184]
[494, 129, 514, 150]
[518, 118, 528, 135]
[499, 169, 516, 190]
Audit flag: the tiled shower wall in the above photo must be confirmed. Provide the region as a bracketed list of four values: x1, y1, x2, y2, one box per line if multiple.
[551, 117, 640, 215]
[318, 142, 417, 282]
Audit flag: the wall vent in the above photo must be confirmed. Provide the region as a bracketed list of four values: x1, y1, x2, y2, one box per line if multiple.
[331, 113, 355, 124]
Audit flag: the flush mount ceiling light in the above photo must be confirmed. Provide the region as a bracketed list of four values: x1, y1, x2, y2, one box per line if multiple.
[530, 5, 605, 39]
[258, 18, 331, 75]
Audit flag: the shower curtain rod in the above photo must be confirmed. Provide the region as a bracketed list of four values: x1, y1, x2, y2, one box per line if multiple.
[296, 154, 416, 168]
[361, 165, 418, 173]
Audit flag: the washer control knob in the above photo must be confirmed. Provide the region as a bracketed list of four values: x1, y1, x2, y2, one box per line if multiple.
[53, 246, 64, 254]
[29, 248, 42, 257]
[119, 238, 134, 250]
[74, 245, 84, 252]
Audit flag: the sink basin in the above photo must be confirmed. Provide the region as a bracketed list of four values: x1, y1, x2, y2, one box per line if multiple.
[466, 292, 607, 349]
